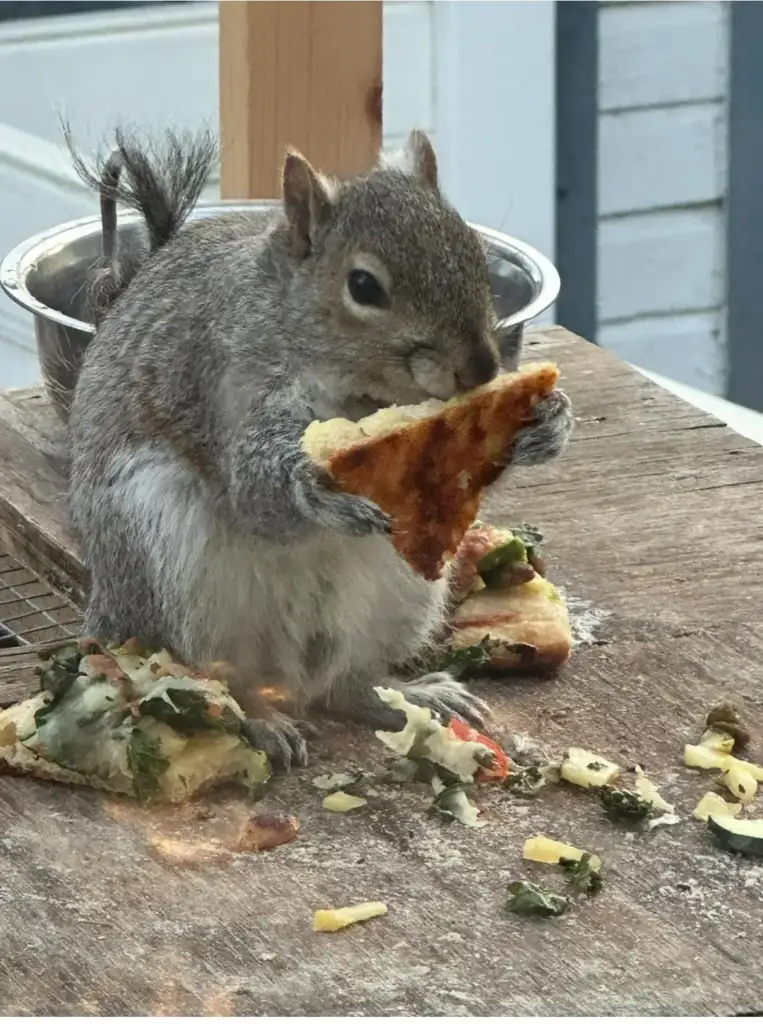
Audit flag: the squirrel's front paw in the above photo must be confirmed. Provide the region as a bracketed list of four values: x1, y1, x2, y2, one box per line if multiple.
[298, 471, 391, 537]
[508, 389, 573, 467]
[242, 712, 309, 770]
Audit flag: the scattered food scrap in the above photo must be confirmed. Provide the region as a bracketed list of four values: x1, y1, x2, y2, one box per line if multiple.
[235, 812, 301, 852]
[322, 791, 368, 813]
[559, 852, 602, 895]
[599, 786, 653, 821]
[374, 687, 498, 781]
[430, 778, 484, 829]
[560, 747, 620, 789]
[633, 768, 675, 814]
[707, 815, 763, 857]
[505, 881, 568, 918]
[448, 719, 510, 782]
[312, 771, 365, 793]
[523, 835, 601, 873]
[722, 763, 758, 805]
[705, 700, 751, 750]
[646, 812, 681, 831]
[693, 792, 742, 823]
[313, 902, 388, 932]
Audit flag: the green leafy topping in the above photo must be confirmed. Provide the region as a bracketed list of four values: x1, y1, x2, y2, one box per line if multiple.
[599, 786, 652, 820]
[511, 523, 544, 552]
[138, 686, 242, 735]
[587, 761, 606, 771]
[235, 748, 271, 797]
[430, 780, 484, 828]
[127, 727, 169, 802]
[503, 765, 548, 796]
[34, 647, 83, 729]
[476, 537, 527, 575]
[559, 853, 603, 895]
[434, 636, 503, 678]
[312, 771, 365, 793]
[505, 881, 568, 918]
[480, 562, 536, 589]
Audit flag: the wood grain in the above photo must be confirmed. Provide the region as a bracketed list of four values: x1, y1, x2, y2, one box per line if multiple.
[219, 0, 383, 199]
[1, 328, 763, 1014]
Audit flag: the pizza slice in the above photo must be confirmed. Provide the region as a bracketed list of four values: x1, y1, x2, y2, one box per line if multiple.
[302, 361, 559, 580]
[0, 639, 270, 802]
[446, 522, 572, 673]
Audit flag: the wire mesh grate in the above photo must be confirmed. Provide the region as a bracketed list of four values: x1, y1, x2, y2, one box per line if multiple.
[0, 552, 81, 648]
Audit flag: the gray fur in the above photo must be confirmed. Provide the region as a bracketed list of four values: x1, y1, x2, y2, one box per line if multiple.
[68, 128, 572, 768]
[63, 121, 218, 325]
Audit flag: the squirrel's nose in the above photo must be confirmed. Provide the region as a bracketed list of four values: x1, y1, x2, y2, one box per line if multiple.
[455, 341, 499, 392]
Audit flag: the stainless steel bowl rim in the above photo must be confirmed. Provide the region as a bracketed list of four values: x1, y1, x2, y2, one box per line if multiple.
[0, 200, 560, 337]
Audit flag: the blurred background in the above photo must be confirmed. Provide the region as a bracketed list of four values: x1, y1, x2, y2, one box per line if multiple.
[0, 0, 759, 420]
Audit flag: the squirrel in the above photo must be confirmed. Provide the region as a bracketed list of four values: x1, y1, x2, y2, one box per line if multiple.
[63, 123, 219, 327]
[66, 127, 573, 768]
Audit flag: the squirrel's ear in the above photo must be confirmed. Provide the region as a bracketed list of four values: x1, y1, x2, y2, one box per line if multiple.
[381, 129, 439, 192]
[282, 149, 335, 256]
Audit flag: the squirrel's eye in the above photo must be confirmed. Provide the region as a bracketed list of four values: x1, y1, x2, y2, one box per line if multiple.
[347, 269, 389, 309]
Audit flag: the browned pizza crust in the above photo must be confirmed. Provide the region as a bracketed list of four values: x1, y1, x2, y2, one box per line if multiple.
[302, 362, 559, 580]
[449, 580, 572, 672]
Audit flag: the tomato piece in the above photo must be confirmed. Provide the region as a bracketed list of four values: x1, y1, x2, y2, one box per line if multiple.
[448, 718, 510, 782]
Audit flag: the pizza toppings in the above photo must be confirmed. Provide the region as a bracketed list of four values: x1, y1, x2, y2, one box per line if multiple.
[447, 718, 510, 782]
[707, 815, 763, 857]
[322, 791, 368, 812]
[0, 638, 270, 803]
[599, 787, 653, 820]
[560, 747, 620, 789]
[522, 835, 602, 873]
[373, 687, 497, 781]
[722, 763, 758, 804]
[699, 729, 735, 754]
[313, 771, 365, 792]
[705, 700, 751, 750]
[313, 901, 388, 932]
[505, 881, 569, 918]
[559, 853, 603, 895]
[509, 838, 603, 918]
[430, 778, 485, 829]
[633, 768, 675, 813]
[692, 791, 742, 822]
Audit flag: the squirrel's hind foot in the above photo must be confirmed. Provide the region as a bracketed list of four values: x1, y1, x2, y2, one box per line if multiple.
[241, 712, 310, 770]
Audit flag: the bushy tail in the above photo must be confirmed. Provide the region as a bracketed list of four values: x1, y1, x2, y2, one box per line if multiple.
[63, 122, 218, 325]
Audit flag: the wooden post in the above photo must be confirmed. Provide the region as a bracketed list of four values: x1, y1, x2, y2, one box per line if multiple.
[219, 0, 383, 200]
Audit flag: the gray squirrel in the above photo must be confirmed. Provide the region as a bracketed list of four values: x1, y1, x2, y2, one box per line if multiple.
[67, 127, 572, 768]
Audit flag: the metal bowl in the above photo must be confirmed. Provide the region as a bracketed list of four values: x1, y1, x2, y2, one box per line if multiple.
[0, 200, 560, 422]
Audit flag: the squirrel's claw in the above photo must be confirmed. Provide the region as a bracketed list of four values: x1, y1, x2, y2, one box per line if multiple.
[242, 712, 309, 770]
[377, 672, 490, 731]
[508, 389, 573, 467]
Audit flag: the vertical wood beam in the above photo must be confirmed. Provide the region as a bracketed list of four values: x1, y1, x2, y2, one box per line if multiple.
[219, 0, 383, 199]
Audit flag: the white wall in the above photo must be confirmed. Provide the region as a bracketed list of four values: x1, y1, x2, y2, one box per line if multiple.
[596, 0, 729, 396]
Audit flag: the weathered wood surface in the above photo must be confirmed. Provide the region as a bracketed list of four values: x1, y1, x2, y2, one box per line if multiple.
[0, 327, 762, 1016]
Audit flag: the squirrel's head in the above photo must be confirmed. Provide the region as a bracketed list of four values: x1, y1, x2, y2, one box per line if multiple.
[281, 130, 505, 411]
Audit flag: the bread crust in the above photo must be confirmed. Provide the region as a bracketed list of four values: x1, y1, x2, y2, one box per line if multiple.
[303, 362, 559, 579]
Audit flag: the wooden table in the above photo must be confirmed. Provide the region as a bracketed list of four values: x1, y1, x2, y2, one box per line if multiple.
[0, 326, 762, 1016]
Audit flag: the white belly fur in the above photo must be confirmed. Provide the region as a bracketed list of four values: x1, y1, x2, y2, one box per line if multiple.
[110, 448, 449, 698]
